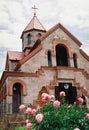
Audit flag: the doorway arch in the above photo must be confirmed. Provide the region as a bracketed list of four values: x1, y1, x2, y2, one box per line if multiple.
[55, 44, 69, 66]
[38, 86, 49, 107]
[9, 79, 27, 96]
[12, 83, 22, 113]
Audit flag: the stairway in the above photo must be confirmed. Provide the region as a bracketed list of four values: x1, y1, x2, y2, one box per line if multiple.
[74, 69, 89, 97]
[0, 114, 26, 130]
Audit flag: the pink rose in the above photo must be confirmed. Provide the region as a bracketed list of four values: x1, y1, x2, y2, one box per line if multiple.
[19, 104, 26, 112]
[26, 119, 30, 124]
[86, 113, 89, 118]
[35, 113, 44, 123]
[74, 128, 80, 130]
[31, 109, 37, 116]
[41, 97, 47, 102]
[53, 100, 61, 108]
[26, 107, 32, 114]
[59, 91, 66, 97]
[49, 95, 55, 102]
[78, 97, 84, 104]
[26, 122, 32, 129]
[41, 93, 49, 102]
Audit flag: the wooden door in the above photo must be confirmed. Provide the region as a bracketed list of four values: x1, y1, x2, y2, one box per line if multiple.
[12, 83, 21, 113]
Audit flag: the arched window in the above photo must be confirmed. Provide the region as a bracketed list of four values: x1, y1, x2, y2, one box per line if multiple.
[28, 34, 32, 44]
[37, 33, 42, 38]
[22, 37, 24, 43]
[47, 51, 52, 66]
[55, 44, 69, 66]
[73, 53, 78, 68]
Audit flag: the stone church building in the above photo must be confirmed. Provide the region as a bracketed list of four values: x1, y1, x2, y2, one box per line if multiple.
[0, 11, 89, 113]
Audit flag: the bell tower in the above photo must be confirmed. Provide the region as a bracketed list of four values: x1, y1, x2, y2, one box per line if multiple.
[21, 5, 46, 55]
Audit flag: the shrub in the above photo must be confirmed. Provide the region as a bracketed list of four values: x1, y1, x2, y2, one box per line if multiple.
[15, 126, 26, 130]
[19, 92, 89, 130]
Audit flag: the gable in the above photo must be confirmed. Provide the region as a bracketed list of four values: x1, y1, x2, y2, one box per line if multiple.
[5, 51, 24, 71]
[37, 23, 82, 47]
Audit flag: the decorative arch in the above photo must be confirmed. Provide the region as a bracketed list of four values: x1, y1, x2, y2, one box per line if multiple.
[38, 86, 49, 107]
[8, 79, 27, 96]
[52, 39, 72, 58]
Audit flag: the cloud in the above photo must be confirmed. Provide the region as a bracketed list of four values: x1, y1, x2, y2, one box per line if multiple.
[58, 0, 89, 28]
[0, 47, 9, 77]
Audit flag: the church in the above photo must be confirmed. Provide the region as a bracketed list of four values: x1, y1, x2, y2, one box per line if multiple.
[0, 6, 89, 113]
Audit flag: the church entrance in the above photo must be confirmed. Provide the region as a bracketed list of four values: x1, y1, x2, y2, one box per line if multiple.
[12, 83, 22, 113]
[55, 83, 77, 104]
[56, 44, 69, 66]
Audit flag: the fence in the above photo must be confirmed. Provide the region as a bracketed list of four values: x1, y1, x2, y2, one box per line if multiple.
[0, 113, 26, 130]
[0, 103, 32, 114]
[0, 103, 13, 114]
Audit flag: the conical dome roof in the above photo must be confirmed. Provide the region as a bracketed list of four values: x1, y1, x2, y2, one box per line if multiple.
[21, 15, 46, 38]
[24, 15, 46, 32]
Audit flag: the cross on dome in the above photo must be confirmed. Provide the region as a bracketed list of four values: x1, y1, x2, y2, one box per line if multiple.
[32, 5, 38, 16]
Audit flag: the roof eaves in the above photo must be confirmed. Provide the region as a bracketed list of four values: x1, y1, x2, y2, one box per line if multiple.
[80, 49, 89, 61]
[59, 23, 82, 47]
[39, 23, 59, 41]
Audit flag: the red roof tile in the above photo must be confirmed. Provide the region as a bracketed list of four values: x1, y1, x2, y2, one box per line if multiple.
[23, 16, 46, 32]
[7, 51, 24, 61]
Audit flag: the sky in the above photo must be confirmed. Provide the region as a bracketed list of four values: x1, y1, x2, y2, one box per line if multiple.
[0, 0, 89, 78]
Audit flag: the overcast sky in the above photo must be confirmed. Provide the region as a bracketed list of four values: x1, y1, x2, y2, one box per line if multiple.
[0, 0, 89, 78]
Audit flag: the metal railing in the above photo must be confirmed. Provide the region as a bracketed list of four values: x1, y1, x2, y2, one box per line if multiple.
[0, 103, 18, 114]
[0, 103, 32, 114]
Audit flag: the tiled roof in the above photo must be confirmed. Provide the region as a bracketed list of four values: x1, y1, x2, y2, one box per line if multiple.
[7, 51, 24, 61]
[23, 16, 46, 32]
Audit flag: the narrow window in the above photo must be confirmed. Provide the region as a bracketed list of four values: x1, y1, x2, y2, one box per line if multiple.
[37, 33, 41, 38]
[73, 53, 78, 68]
[28, 34, 32, 44]
[22, 37, 24, 43]
[47, 51, 52, 66]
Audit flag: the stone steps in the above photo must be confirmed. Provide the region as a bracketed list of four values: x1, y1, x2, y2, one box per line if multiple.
[0, 114, 26, 130]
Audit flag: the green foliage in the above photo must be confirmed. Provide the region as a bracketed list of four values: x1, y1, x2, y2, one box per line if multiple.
[15, 126, 26, 130]
[18, 94, 89, 130]
[31, 102, 89, 130]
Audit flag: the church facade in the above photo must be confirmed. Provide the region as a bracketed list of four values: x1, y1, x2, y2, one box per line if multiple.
[0, 13, 89, 113]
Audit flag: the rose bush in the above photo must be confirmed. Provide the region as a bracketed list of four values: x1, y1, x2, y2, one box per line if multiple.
[19, 92, 89, 130]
